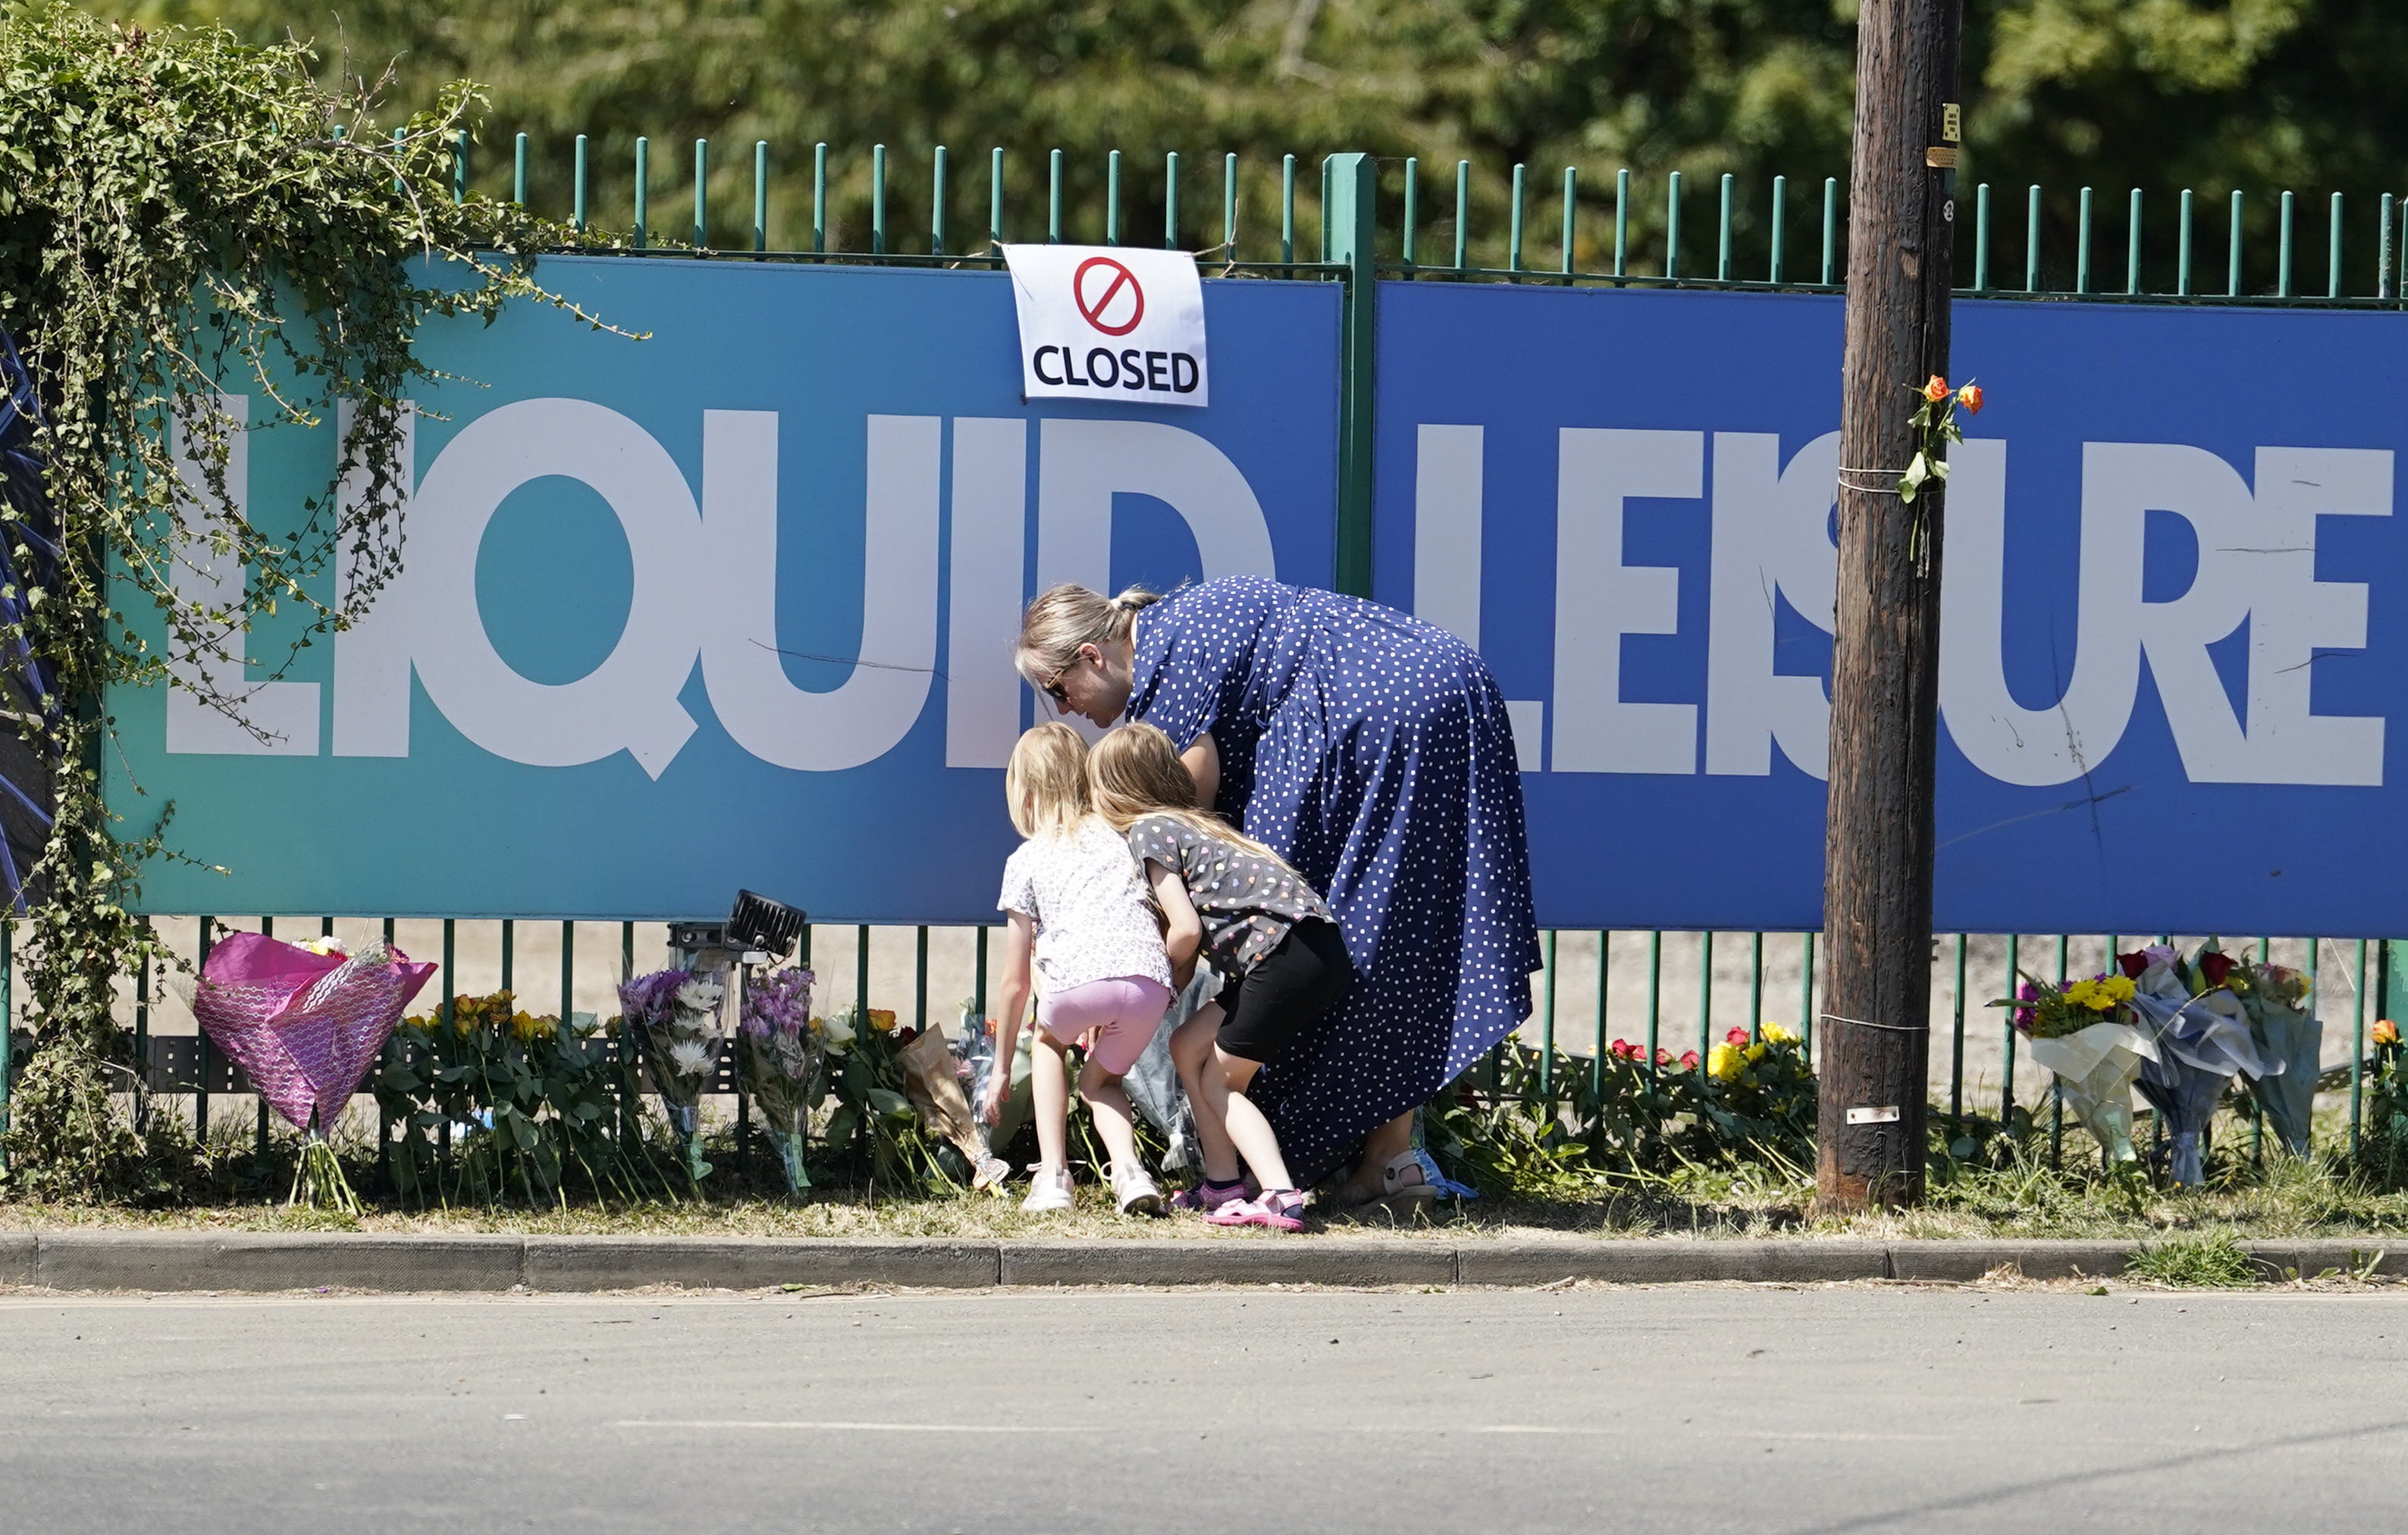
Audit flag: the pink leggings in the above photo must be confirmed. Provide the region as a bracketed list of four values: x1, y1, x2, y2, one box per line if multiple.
[1036, 976, 1174, 1077]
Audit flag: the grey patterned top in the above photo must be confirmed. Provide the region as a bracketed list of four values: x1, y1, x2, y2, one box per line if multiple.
[1124, 813, 1333, 976]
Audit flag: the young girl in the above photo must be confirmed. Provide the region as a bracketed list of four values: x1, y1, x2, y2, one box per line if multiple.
[980, 722, 1174, 1217]
[1086, 722, 1353, 1233]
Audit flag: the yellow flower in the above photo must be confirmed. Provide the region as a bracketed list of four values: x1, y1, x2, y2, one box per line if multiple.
[2062, 979, 2096, 1008]
[1761, 1021, 1798, 1046]
[2375, 1019, 2399, 1048]
[1745, 1043, 1768, 1064]
[2102, 976, 2136, 1003]
[1707, 1043, 1745, 1082]
[868, 1009, 898, 1033]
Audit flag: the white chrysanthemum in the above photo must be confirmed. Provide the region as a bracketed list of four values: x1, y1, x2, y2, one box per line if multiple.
[667, 1039, 715, 1079]
[676, 978, 724, 1016]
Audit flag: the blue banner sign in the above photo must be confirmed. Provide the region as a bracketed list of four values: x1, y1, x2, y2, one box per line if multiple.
[1375, 282, 2406, 936]
[111, 258, 1341, 919]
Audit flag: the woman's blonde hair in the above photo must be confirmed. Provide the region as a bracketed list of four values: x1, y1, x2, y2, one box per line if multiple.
[1086, 722, 1289, 866]
[1005, 722, 1091, 839]
[1015, 583, 1162, 689]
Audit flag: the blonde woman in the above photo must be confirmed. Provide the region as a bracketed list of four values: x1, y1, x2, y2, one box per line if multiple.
[1017, 577, 1540, 1205]
[980, 722, 1174, 1216]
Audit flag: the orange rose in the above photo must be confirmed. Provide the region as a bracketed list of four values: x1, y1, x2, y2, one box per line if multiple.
[2376, 1019, 2400, 1048]
[1957, 383, 1983, 414]
[1922, 374, 1951, 403]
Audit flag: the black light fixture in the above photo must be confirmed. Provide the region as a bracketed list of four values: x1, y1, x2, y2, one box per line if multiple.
[668, 889, 807, 973]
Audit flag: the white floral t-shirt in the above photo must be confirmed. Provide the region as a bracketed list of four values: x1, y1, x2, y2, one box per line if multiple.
[997, 816, 1174, 993]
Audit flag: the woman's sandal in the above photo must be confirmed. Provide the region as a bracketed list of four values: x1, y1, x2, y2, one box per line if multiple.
[1362, 1150, 1438, 1214]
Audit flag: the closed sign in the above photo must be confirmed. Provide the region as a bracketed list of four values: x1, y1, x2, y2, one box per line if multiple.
[1004, 244, 1209, 407]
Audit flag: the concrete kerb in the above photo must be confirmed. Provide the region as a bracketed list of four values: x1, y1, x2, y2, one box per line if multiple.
[522, 1236, 999, 1291]
[5, 1233, 2402, 1293]
[0, 1230, 34, 1287]
[1001, 1238, 1455, 1288]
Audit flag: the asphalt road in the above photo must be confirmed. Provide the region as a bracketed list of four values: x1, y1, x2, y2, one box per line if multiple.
[2, 1284, 2400, 1533]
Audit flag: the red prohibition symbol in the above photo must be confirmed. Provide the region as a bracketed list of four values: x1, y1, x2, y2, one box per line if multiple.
[1071, 256, 1146, 337]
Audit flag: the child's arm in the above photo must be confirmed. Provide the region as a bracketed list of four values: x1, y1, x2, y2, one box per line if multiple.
[1147, 859, 1205, 993]
[981, 912, 1036, 1125]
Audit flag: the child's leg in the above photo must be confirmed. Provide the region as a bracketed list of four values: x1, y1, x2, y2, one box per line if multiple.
[1171, 1004, 1243, 1183]
[1077, 1058, 1143, 1177]
[1030, 1032, 1073, 1173]
[1206, 1050, 1294, 1192]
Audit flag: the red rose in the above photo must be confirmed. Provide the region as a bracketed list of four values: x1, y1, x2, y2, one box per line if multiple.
[1726, 1026, 1753, 1047]
[2198, 951, 2236, 987]
[1679, 1049, 1701, 1070]
[2116, 951, 2148, 978]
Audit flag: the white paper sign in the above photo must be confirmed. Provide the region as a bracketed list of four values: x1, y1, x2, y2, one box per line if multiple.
[1002, 244, 1209, 408]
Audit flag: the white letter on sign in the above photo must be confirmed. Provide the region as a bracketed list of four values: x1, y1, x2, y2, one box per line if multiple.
[945, 418, 1032, 770]
[1939, 439, 2146, 786]
[404, 398, 704, 778]
[1550, 428, 1702, 775]
[700, 411, 941, 771]
[1705, 431, 1837, 779]
[1035, 418, 1275, 590]
[2239, 446, 2389, 785]
[165, 393, 322, 756]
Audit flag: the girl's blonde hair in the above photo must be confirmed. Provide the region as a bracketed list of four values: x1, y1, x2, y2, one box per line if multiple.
[1015, 583, 1162, 689]
[1005, 722, 1091, 839]
[1086, 722, 1289, 866]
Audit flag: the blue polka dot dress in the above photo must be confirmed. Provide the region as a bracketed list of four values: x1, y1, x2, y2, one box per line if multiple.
[1125, 575, 1542, 1185]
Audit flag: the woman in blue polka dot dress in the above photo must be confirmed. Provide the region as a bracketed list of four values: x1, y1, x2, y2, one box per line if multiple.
[1017, 577, 1541, 1201]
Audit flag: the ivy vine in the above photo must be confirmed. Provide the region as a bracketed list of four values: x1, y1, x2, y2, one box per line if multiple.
[0, 5, 591, 1195]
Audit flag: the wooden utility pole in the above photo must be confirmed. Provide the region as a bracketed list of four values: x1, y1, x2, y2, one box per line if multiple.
[1817, 0, 1964, 1210]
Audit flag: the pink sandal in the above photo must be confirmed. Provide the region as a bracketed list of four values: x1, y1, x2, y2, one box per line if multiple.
[1207, 1189, 1306, 1233]
[1171, 1176, 1252, 1214]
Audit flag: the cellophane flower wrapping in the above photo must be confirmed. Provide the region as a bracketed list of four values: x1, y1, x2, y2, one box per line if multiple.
[190, 931, 437, 1212]
[898, 1007, 1008, 1191]
[1125, 971, 1214, 1173]
[2242, 965, 2321, 1156]
[620, 968, 724, 1183]
[2126, 957, 2269, 1186]
[2026, 1018, 2159, 1165]
[735, 966, 820, 1194]
[193, 932, 438, 1136]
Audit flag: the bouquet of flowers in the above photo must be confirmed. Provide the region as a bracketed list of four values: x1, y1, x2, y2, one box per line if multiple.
[898, 1004, 1009, 1192]
[2120, 941, 2272, 1186]
[190, 930, 437, 1214]
[1996, 970, 2155, 1164]
[735, 966, 820, 1196]
[2237, 961, 2319, 1156]
[619, 968, 726, 1186]
[375, 992, 621, 1205]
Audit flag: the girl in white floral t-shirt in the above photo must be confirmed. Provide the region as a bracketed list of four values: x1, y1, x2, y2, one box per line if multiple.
[980, 722, 1175, 1216]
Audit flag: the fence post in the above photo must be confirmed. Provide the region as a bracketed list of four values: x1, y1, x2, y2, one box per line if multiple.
[1325, 152, 1378, 598]
[0, 919, 10, 1173]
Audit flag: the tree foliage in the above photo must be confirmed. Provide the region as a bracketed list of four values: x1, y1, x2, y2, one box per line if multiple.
[0, 2, 572, 1195]
[111, 0, 2408, 282]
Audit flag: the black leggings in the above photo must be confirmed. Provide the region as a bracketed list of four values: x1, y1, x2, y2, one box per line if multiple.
[1215, 919, 1354, 1065]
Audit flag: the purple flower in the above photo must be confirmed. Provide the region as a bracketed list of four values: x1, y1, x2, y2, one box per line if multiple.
[738, 966, 814, 1040]
[617, 969, 688, 1027]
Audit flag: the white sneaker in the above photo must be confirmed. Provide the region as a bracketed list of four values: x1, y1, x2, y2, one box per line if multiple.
[1113, 1165, 1166, 1217]
[1021, 1165, 1074, 1213]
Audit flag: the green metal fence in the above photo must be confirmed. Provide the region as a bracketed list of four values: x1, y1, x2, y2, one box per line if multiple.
[31, 915, 2397, 1187]
[2, 134, 2402, 1183]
